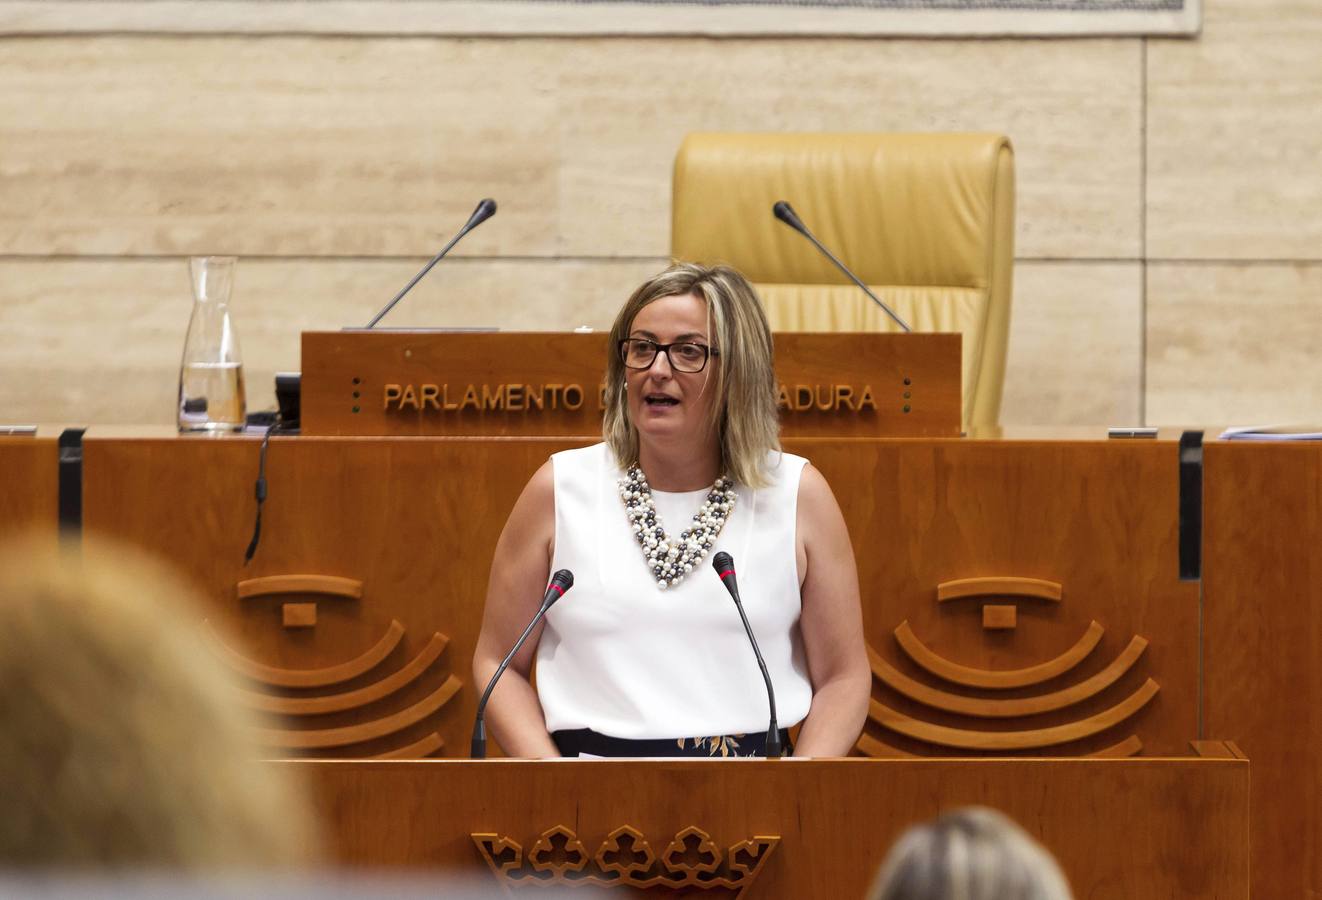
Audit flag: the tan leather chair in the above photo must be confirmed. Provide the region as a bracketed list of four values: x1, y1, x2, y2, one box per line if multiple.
[672, 133, 1015, 428]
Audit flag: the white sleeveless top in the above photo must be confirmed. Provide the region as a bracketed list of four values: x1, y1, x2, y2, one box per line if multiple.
[536, 442, 813, 739]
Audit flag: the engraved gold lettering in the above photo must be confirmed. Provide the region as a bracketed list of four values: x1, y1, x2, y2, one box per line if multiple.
[383, 384, 402, 410]
[776, 384, 791, 410]
[399, 384, 419, 411]
[507, 384, 525, 411]
[795, 385, 813, 411]
[563, 384, 585, 410]
[482, 384, 505, 410]
[858, 385, 877, 411]
[598, 384, 608, 410]
[442, 384, 458, 411]
[420, 384, 440, 410]
[836, 385, 856, 411]
[815, 385, 834, 411]
[526, 384, 545, 411]
[544, 384, 562, 409]
[459, 384, 480, 411]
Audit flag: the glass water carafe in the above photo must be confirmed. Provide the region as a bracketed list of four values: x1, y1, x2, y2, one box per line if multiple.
[178, 256, 246, 432]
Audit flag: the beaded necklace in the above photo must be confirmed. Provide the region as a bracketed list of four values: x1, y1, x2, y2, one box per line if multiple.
[618, 464, 737, 590]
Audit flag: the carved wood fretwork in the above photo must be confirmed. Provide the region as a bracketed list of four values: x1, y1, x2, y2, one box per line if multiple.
[472, 825, 778, 896]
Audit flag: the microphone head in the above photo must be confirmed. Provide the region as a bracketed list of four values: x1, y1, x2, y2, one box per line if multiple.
[711, 552, 735, 577]
[772, 201, 806, 234]
[549, 568, 574, 592]
[467, 198, 498, 230]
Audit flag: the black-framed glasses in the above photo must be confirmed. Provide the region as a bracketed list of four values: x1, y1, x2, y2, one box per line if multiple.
[618, 338, 718, 374]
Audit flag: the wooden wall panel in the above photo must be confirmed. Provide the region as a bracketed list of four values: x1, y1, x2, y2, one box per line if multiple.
[1203, 441, 1322, 900]
[296, 758, 1249, 898]
[0, 433, 59, 543]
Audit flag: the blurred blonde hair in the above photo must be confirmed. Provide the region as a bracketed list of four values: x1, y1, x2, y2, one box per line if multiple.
[869, 807, 1074, 900]
[603, 262, 780, 488]
[0, 535, 319, 870]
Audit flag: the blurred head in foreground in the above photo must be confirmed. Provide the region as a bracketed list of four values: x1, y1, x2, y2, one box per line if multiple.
[869, 806, 1074, 900]
[0, 536, 318, 870]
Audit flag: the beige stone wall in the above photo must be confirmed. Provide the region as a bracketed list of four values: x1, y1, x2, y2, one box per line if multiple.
[0, 0, 1315, 428]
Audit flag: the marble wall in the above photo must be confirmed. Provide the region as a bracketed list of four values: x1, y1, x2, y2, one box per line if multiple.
[0, 0, 1316, 428]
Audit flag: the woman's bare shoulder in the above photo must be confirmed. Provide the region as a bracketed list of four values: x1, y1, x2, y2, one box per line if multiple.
[796, 461, 839, 513]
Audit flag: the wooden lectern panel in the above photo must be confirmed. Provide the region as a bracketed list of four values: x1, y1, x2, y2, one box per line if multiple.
[801, 437, 1199, 758]
[82, 432, 1197, 763]
[1203, 441, 1322, 900]
[82, 433, 593, 761]
[294, 757, 1248, 898]
[300, 331, 961, 438]
[0, 431, 59, 544]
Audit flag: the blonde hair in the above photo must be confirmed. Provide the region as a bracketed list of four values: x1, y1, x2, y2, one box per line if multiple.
[0, 536, 319, 870]
[603, 262, 780, 488]
[869, 807, 1075, 900]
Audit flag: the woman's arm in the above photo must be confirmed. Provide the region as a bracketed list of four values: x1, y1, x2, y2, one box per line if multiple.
[471, 460, 562, 758]
[791, 463, 871, 758]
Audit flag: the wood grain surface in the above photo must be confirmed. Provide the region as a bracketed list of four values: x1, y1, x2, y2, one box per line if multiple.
[1203, 441, 1322, 900]
[291, 757, 1248, 898]
[82, 434, 593, 760]
[74, 431, 1282, 893]
[300, 331, 961, 438]
[80, 433, 1196, 761]
[800, 437, 1199, 757]
[0, 433, 59, 544]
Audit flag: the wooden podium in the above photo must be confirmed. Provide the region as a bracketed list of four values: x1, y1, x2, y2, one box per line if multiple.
[296, 756, 1248, 898]
[299, 331, 962, 438]
[51, 323, 1310, 898]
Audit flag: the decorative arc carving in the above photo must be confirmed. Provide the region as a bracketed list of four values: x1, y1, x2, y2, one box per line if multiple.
[857, 576, 1164, 757]
[936, 576, 1062, 603]
[206, 572, 464, 758]
[203, 618, 406, 688]
[472, 825, 778, 895]
[236, 633, 449, 715]
[869, 638, 1148, 717]
[894, 619, 1105, 689]
[867, 679, 1159, 750]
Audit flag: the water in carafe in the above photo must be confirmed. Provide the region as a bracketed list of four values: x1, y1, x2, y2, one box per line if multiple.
[178, 256, 246, 432]
[178, 361, 247, 430]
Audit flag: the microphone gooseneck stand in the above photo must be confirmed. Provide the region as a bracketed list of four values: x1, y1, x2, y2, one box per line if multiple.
[712, 551, 782, 759]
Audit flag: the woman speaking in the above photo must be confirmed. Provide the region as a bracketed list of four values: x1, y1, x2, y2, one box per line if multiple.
[473, 262, 869, 758]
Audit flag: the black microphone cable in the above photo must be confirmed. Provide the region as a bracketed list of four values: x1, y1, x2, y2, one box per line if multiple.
[243, 415, 291, 565]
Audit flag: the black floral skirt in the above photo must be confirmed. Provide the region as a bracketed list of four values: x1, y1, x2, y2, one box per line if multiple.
[553, 728, 792, 758]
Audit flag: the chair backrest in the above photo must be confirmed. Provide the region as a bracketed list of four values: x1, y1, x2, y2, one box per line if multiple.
[671, 133, 1015, 428]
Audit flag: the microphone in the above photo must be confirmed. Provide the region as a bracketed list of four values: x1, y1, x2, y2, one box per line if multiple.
[711, 552, 782, 759]
[772, 200, 912, 333]
[365, 198, 498, 328]
[470, 568, 573, 759]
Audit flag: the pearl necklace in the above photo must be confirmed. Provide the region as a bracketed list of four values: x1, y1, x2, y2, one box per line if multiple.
[619, 464, 737, 590]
